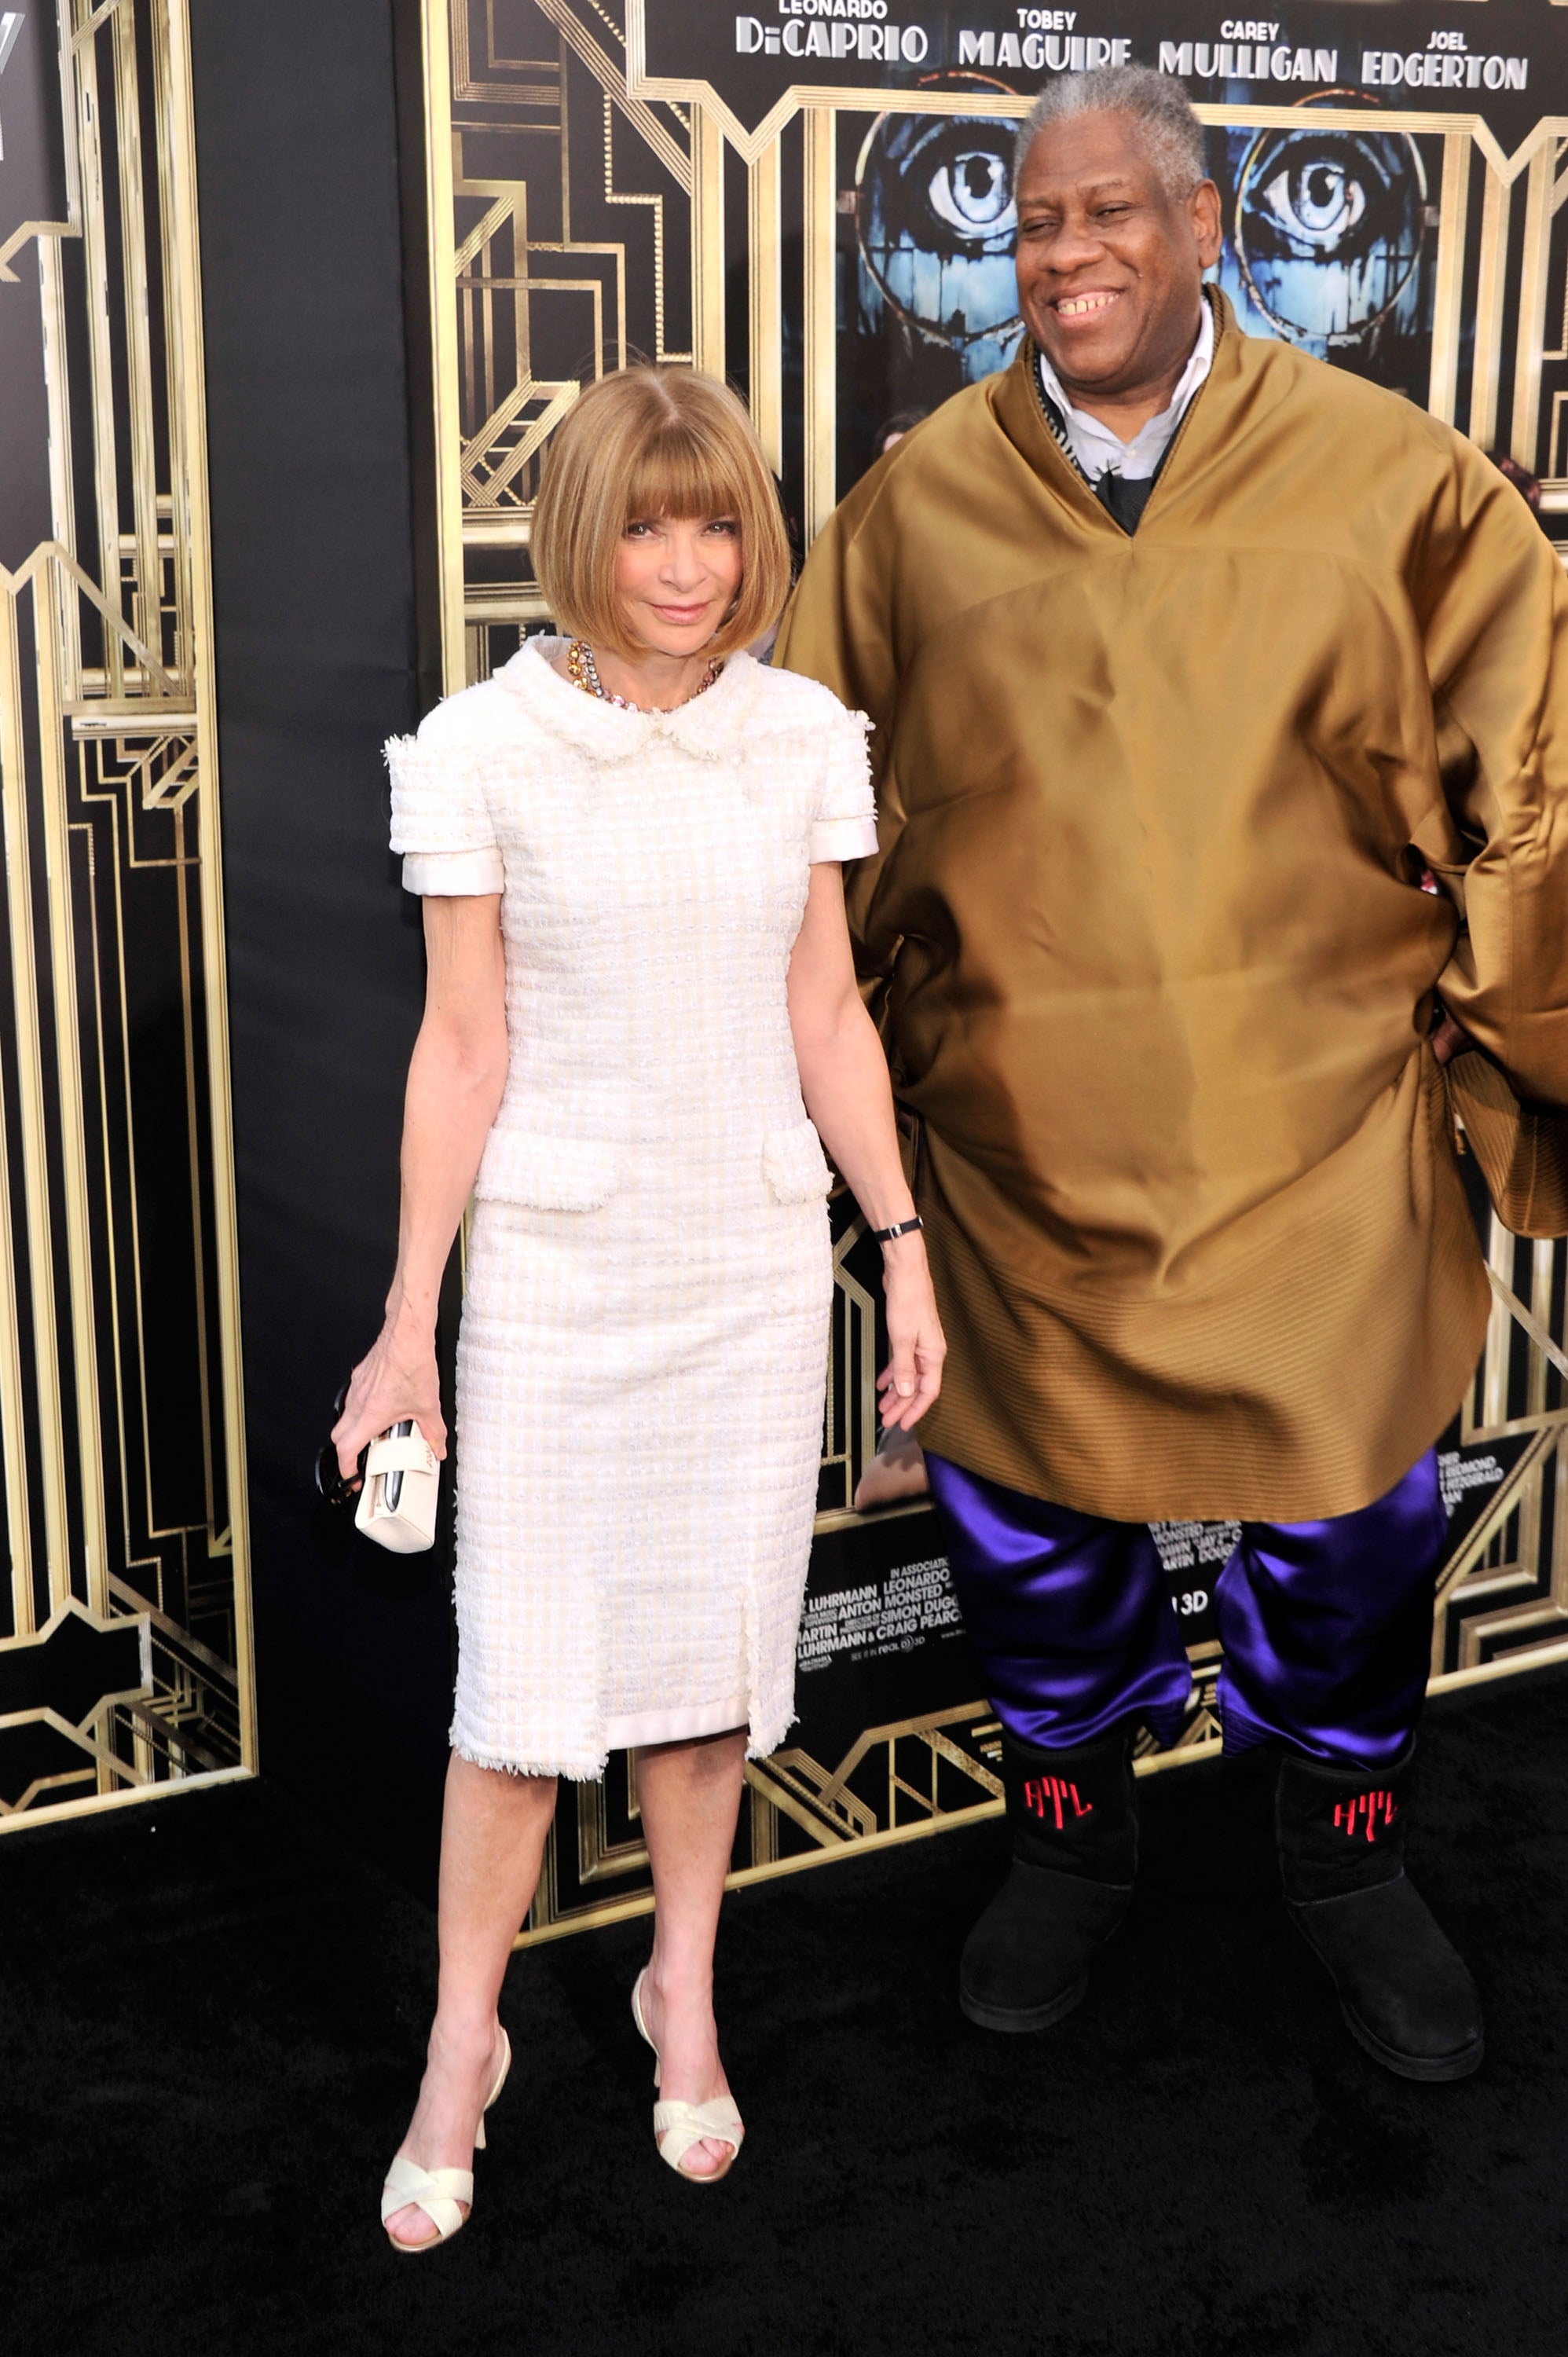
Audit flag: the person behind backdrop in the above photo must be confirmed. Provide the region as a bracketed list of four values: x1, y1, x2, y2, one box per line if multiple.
[333, 366, 945, 2252]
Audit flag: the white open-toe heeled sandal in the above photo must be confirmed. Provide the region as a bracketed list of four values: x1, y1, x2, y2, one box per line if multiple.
[631, 1969, 745, 2185]
[380, 2026, 512, 2254]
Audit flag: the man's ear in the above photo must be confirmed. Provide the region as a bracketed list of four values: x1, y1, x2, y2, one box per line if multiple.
[1188, 178, 1223, 270]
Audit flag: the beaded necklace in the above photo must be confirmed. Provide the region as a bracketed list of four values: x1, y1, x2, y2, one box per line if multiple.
[565, 636, 721, 713]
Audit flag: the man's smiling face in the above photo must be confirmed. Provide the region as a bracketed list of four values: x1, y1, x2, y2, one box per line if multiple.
[1014, 109, 1222, 416]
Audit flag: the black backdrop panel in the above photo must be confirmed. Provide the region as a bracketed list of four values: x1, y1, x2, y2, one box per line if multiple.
[190, 0, 450, 1898]
[0, 8, 65, 573]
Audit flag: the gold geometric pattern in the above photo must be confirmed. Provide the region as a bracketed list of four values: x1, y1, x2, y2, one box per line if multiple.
[411, 3, 1568, 1941]
[0, 1, 253, 1827]
[1432, 1224, 1568, 1675]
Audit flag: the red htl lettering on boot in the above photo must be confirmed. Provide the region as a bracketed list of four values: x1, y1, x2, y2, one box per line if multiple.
[1023, 1776, 1095, 1830]
[1332, 1791, 1400, 1841]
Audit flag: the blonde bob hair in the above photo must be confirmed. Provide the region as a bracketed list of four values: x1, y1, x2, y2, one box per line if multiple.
[531, 366, 792, 662]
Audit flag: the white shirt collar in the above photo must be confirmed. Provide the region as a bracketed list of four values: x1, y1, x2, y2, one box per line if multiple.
[1037, 297, 1214, 484]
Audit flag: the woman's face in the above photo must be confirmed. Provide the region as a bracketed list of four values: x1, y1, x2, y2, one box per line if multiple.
[614, 511, 742, 657]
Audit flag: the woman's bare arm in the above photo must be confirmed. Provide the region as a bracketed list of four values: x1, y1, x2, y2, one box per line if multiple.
[333, 893, 508, 1472]
[787, 861, 945, 1428]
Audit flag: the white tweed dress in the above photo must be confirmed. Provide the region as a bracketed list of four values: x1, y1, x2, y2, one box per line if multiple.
[386, 639, 877, 1778]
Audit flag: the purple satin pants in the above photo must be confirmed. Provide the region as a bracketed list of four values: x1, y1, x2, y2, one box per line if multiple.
[925, 1450, 1446, 1769]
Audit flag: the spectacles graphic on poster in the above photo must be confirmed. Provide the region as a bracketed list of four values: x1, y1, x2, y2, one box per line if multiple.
[841, 94, 1443, 476]
[418, 0, 1568, 1939]
[626, 0, 1562, 500]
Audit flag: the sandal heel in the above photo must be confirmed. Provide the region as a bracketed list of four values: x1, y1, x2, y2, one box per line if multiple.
[631, 1969, 743, 2184]
[379, 2025, 511, 2253]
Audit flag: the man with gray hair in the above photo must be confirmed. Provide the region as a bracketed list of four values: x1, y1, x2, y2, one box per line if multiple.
[1009, 65, 1216, 538]
[779, 66, 1568, 2079]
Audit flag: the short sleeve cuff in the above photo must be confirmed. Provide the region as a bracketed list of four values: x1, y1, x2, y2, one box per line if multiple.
[808, 815, 879, 863]
[401, 849, 506, 896]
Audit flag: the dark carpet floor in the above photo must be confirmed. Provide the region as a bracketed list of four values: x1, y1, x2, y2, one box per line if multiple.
[5, 1670, 1568, 2357]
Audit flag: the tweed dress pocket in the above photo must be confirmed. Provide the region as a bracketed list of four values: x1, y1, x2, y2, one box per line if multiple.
[474, 1127, 619, 1211]
[763, 1117, 833, 1204]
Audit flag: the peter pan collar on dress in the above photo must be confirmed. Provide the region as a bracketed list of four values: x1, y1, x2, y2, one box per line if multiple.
[495, 635, 766, 763]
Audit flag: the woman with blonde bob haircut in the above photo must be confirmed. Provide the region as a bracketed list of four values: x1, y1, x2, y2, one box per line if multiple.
[531, 365, 792, 658]
[334, 365, 945, 2250]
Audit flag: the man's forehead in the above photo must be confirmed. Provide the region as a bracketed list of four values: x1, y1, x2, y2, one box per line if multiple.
[1017, 115, 1160, 195]
[1033, 173, 1135, 198]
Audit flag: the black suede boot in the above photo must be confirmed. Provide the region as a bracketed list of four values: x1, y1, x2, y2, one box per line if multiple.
[960, 1728, 1138, 2033]
[1276, 1740, 1483, 2081]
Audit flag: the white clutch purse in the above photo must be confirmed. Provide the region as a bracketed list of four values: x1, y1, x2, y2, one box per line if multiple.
[354, 1420, 440, 1553]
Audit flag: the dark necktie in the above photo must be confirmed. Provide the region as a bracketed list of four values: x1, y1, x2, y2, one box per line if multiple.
[1095, 468, 1156, 535]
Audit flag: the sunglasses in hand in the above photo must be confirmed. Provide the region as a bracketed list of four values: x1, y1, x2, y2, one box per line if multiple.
[314, 1376, 368, 1508]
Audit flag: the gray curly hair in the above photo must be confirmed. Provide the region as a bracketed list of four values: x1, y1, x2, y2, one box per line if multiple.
[1015, 65, 1209, 199]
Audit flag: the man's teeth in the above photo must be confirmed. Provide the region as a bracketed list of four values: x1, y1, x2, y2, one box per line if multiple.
[1057, 293, 1117, 317]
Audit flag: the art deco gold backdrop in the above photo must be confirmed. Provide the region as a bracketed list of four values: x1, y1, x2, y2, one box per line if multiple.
[0, 0, 252, 1824]
[409, 0, 1568, 1941]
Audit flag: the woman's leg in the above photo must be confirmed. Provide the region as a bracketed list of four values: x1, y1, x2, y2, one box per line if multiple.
[384, 1752, 558, 2247]
[636, 1728, 749, 2178]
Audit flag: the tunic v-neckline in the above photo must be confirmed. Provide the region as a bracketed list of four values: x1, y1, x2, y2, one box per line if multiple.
[1007, 284, 1229, 541]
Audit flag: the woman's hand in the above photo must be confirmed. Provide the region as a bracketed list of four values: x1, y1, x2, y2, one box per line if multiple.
[332, 1314, 447, 1483]
[876, 1241, 946, 1431]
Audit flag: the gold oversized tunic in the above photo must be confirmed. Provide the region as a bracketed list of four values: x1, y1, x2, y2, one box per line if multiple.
[778, 291, 1568, 1523]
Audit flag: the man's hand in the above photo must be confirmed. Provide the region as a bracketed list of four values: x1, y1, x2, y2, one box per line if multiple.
[1431, 1003, 1473, 1068]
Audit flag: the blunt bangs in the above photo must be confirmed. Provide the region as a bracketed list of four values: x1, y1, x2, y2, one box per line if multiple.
[532, 366, 793, 662]
[624, 422, 748, 530]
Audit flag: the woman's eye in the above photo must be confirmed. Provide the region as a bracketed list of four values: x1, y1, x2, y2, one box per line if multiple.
[706, 518, 740, 536]
[624, 519, 655, 538]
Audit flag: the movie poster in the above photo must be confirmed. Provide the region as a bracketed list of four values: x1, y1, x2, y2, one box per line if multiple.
[420, 0, 1568, 1936]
